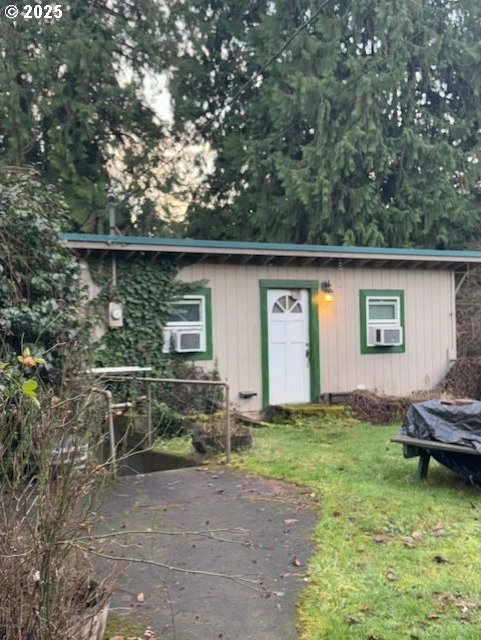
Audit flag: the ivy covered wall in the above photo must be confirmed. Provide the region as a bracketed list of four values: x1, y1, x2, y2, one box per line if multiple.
[87, 254, 200, 372]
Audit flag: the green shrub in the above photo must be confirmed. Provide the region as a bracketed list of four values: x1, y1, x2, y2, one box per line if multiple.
[157, 359, 223, 415]
[152, 401, 185, 438]
[0, 167, 84, 382]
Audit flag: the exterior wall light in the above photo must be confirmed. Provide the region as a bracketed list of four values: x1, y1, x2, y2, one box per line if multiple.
[320, 280, 334, 302]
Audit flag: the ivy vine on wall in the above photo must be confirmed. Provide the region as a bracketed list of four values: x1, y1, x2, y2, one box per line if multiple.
[88, 254, 201, 373]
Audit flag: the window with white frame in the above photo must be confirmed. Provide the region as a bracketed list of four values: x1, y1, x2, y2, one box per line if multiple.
[360, 289, 405, 353]
[366, 297, 400, 325]
[163, 294, 208, 354]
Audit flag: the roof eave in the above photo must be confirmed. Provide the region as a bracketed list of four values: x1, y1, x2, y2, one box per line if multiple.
[65, 239, 478, 272]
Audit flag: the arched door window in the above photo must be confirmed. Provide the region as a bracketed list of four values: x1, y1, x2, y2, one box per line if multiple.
[272, 294, 302, 314]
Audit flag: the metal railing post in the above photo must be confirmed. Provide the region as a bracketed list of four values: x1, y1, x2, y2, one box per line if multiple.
[224, 383, 231, 463]
[147, 381, 153, 447]
[92, 387, 117, 475]
[107, 393, 117, 475]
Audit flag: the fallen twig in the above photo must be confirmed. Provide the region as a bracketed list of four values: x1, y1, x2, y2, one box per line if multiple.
[74, 527, 253, 547]
[78, 546, 265, 593]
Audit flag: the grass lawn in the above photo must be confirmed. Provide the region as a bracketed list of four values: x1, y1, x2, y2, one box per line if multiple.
[231, 415, 480, 640]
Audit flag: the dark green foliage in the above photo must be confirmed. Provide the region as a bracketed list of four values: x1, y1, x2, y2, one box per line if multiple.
[156, 358, 223, 414]
[89, 256, 222, 428]
[148, 360, 224, 439]
[89, 255, 198, 370]
[169, 0, 481, 248]
[0, 167, 83, 378]
[152, 402, 185, 438]
[0, 1, 169, 232]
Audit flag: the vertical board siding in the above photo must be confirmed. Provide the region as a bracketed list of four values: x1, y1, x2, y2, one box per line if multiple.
[178, 263, 456, 410]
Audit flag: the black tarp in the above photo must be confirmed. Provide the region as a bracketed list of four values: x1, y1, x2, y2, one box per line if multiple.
[401, 400, 481, 483]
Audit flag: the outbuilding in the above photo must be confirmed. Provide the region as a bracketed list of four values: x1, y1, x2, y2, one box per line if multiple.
[65, 234, 481, 414]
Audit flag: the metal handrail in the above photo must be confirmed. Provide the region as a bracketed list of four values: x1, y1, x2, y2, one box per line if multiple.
[100, 376, 232, 462]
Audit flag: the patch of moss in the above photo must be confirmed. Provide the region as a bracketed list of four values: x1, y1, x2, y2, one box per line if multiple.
[153, 434, 193, 457]
[265, 403, 354, 423]
[103, 614, 146, 639]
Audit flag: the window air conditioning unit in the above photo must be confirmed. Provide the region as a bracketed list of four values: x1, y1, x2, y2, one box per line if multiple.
[368, 325, 403, 347]
[174, 329, 204, 353]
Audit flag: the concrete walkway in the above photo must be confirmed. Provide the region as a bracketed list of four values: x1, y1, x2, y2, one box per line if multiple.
[99, 467, 317, 640]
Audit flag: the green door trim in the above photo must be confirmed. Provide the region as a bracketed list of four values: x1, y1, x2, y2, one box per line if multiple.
[259, 279, 320, 408]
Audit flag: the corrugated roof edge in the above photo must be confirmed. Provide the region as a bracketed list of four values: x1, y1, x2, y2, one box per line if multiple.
[62, 233, 481, 259]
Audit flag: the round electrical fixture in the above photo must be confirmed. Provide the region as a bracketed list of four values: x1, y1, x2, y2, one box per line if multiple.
[111, 307, 122, 320]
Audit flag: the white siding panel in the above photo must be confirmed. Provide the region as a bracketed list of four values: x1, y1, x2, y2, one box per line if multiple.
[178, 263, 456, 411]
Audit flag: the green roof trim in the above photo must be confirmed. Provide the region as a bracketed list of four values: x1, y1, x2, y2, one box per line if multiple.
[62, 233, 481, 259]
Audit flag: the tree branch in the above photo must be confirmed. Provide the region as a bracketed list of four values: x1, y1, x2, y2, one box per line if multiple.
[74, 527, 253, 547]
[77, 545, 265, 593]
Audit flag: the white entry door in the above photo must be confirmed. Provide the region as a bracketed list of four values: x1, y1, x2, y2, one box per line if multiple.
[267, 289, 311, 405]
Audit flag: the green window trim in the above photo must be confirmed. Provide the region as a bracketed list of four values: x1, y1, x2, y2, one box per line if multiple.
[259, 279, 320, 408]
[359, 289, 405, 354]
[167, 287, 213, 361]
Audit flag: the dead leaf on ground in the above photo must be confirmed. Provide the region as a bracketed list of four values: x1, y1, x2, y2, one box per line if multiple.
[283, 518, 298, 526]
[345, 615, 361, 624]
[386, 571, 399, 581]
[411, 530, 422, 540]
[433, 555, 449, 564]
[292, 556, 302, 567]
[459, 606, 472, 618]
[437, 593, 477, 610]
[400, 536, 415, 548]
[372, 534, 392, 544]
[426, 613, 440, 620]
[431, 523, 446, 536]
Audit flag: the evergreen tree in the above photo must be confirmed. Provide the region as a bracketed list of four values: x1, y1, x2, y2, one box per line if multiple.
[0, 1, 169, 232]
[168, 0, 481, 248]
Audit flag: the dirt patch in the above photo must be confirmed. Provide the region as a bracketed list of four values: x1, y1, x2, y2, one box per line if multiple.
[433, 593, 479, 620]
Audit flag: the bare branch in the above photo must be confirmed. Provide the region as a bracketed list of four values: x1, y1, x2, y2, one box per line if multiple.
[78, 546, 265, 593]
[74, 527, 253, 546]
